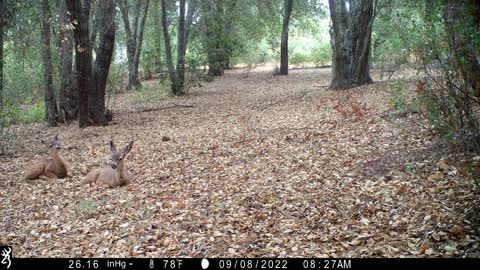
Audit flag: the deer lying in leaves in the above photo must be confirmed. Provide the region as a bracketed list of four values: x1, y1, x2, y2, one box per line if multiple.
[24, 134, 69, 180]
[83, 141, 134, 187]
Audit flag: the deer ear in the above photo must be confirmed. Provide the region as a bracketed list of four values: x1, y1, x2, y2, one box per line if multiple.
[109, 141, 118, 154]
[123, 141, 134, 156]
[53, 134, 59, 144]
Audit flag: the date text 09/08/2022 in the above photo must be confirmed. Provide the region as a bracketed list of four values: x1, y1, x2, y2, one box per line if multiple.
[65, 258, 352, 270]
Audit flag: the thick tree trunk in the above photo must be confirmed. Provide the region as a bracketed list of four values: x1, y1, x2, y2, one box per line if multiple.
[160, 0, 178, 94]
[443, 0, 480, 97]
[328, 0, 375, 89]
[176, 0, 186, 95]
[56, 0, 78, 122]
[41, 0, 59, 126]
[279, 0, 293, 75]
[66, 0, 92, 128]
[90, 0, 116, 126]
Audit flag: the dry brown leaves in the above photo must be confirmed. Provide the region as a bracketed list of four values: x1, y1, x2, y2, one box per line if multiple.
[0, 67, 479, 258]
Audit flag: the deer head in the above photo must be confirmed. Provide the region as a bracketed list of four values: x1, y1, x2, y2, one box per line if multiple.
[42, 134, 62, 154]
[108, 141, 134, 169]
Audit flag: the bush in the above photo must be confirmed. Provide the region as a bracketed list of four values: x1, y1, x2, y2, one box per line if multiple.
[132, 84, 170, 105]
[310, 43, 331, 66]
[289, 52, 308, 65]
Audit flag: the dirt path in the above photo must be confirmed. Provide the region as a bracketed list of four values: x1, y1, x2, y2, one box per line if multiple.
[1, 67, 479, 257]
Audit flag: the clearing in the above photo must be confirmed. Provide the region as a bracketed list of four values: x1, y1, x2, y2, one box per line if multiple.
[1, 67, 479, 257]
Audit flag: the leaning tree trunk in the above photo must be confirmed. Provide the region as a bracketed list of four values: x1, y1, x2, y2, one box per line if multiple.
[279, 0, 293, 75]
[160, 0, 178, 95]
[328, 0, 375, 89]
[41, 0, 59, 126]
[443, 0, 480, 97]
[66, 0, 92, 128]
[56, 0, 78, 122]
[90, 0, 116, 126]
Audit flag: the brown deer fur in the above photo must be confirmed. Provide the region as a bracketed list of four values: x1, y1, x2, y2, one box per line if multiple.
[83, 141, 134, 188]
[24, 134, 69, 180]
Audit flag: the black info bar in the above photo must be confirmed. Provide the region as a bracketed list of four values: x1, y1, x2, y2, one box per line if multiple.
[4, 258, 480, 270]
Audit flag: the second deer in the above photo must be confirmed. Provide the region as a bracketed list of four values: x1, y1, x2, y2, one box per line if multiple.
[24, 134, 69, 180]
[83, 141, 134, 187]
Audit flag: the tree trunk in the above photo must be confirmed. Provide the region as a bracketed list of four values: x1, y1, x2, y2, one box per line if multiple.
[202, 1, 225, 77]
[152, 0, 163, 73]
[328, 0, 375, 89]
[56, 0, 78, 122]
[443, 0, 480, 97]
[41, 0, 59, 126]
[90, 0, 116, 126]
[176, 0, 186, 95]
[279, 0, 293, 75]
[119, 0, 148, 90]
[0, 0, 4, 117]
[185, 0, 197, 48]
[160, 0, 178, 94]
[132, 0, 149, 87]
[66, 0, 92, 128]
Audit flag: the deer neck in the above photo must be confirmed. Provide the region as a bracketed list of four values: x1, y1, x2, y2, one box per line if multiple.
[117, 161, 127, 179]
[49, 150, 66, 169]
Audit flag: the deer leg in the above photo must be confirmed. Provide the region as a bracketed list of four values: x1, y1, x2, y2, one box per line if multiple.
[44, 171, 58, 180]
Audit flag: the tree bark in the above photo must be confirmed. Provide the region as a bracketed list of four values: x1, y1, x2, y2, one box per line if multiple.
[91, 0, 116, 126]
[279, 0, 293, 75]
[176, 0, 186, 94]
[119, 0, 149, 90]
[56, 0, 78, 122]
[152, 0, 163, 73]
[328, 0, 375, 89]
[132, 0, 149, 87]
[0, 0, 4, 117]
[185, 0, 197, 48]
[160, 0, 178, 94]
[41, 0, 59, 126]
[66, 0, 92, 128]
[202, 1, 225, 77]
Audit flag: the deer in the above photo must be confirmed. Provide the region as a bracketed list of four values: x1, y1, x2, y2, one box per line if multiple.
[24, 134, 69, 180]
[83, 141, 134, 188]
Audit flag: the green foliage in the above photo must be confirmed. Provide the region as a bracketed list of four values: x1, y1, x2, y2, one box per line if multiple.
[288, 38, 331, 66]
[2, 99, 45, 125]
[373, 1, 425, 66]
[388, 81, 410, 112]
[410, 0, 480, 152]
[289, 52, 308, 65]
[131, 83, 170, 105]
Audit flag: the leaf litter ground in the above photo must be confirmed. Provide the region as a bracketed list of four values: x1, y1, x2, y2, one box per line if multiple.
[1, 67, 479, 257]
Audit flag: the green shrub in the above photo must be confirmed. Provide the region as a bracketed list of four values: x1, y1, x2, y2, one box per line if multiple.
[289, 52, 308, 65]
[132, 84, 170, 105]
[310, 43, 331, 66]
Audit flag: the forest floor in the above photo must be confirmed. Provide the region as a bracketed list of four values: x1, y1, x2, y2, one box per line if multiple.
[1, 66, 479, 257]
